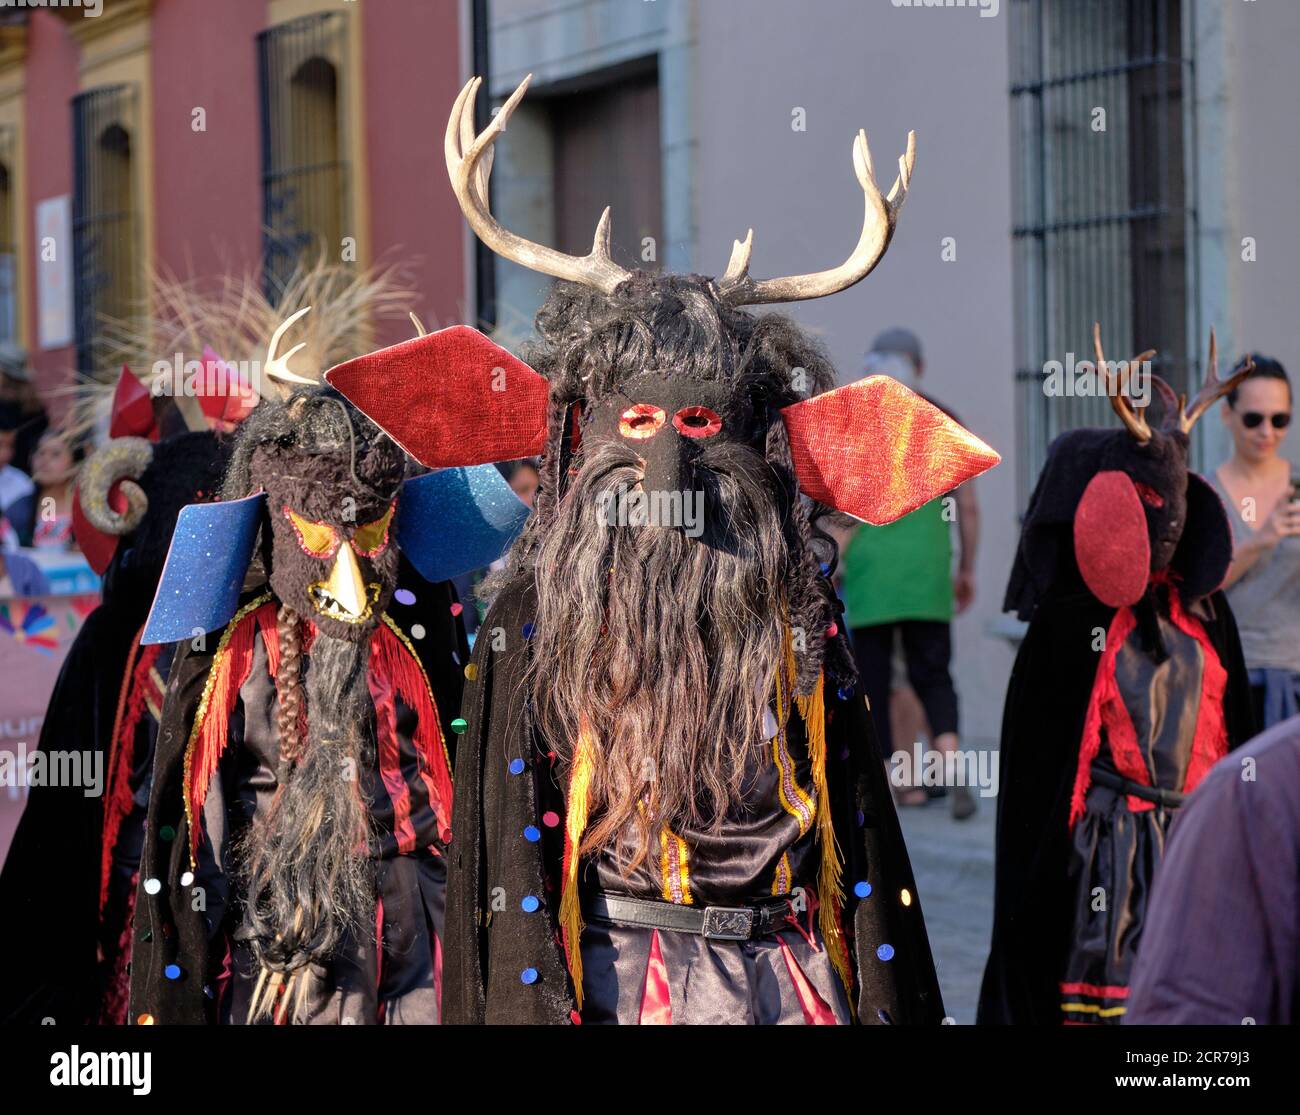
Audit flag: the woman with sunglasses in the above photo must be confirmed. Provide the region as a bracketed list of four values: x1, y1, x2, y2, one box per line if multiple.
[1210, 355, 1300, 729]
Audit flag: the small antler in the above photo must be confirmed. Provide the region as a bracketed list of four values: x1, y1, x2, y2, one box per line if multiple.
[446, 75, 632, 295]
[1093, 322, 1157, 444]
[715, 128, 916, 307]
[1179, 327, 1255, 434]
[265, 305, 316, 387]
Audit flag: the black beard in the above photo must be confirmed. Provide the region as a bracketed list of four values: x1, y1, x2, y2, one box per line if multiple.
[237, 629, 376, 980]
[527, 437, 790, 868]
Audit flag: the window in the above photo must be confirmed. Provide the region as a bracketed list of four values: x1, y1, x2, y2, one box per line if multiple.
[1010, 0, 1194, 503]
[257, 11, 350, 294]
[72, 84, 141, 372]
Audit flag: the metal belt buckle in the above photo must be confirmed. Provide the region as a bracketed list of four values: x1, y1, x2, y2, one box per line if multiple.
[701, 905, 754, 940]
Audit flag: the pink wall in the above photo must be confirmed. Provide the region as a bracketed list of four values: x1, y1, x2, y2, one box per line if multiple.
[151, 0, 264, 282]
[361, 0, 464, 346]
[22, 11, 80, 423]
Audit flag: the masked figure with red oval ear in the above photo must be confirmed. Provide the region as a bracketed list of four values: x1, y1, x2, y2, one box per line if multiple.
[327, 75, 1001, 1026]
[128, 380, 529, 1025]
[978, 326, 1258, 1026]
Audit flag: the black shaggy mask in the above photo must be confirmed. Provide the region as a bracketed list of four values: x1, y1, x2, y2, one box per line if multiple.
[224, 390, 406, 641]
[1006, 326, 1252, 619]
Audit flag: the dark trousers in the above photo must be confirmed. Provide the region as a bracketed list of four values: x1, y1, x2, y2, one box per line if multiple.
[850, 620, 960, 761]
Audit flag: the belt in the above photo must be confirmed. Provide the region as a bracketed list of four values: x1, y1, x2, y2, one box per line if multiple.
[1091, 767, 1187, 809]
[585, 892, 794, 941]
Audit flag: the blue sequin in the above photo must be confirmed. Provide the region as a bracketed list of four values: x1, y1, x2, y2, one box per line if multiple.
[394, 588, 416, 606]
[520, 967, 539, 985]
[522, 622, 534, 639]
[508, 757, 526, 775]
[855, 809, 865, 827]
[876, 943, 895, 962]
[523, 825, 541, 842]
[837, 685, 853, 700]
[819, 562, 831, 576]
[521, 895, 540, 913]
[164, 964, 182, 980]
[855, 881, 872, 899]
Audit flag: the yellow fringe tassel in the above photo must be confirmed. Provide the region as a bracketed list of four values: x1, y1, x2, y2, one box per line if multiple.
[783, 621, 856, 1016]
[559, 716, 595, 1009]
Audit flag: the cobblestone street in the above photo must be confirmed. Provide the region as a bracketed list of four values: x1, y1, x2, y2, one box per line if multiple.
[896, 747, 998, 1024]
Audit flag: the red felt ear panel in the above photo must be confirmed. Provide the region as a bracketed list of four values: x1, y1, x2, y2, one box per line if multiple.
[108, 367, 158, 441]
[1074, 470, 1150, 607]
[325, 325, 550, 468]
[779, 375, 1000, 525]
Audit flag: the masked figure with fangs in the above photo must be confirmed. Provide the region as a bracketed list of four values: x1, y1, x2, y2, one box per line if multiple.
[128, 361, 528, 1024]
[978, 326, 1258, 1026]
[327, 75, 1000, 1026]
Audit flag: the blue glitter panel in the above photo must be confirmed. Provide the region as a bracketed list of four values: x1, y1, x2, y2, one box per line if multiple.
[397, 465, 529, 584]
[141, 493, 265, 645]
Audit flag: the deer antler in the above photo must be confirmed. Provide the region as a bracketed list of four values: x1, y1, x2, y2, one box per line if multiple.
[1093, 322, 1157, 444]
[715, 128, 916, 307]
[265, 305, 316, 387]
[1179, 328, 1255, 434]
[446, 75, 632, 295]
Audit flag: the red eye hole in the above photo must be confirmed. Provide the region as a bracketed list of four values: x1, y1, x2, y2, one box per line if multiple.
[672, 406, 723, 439]
[619, 404, 666, 440]
[1134, 481, 1165, 509]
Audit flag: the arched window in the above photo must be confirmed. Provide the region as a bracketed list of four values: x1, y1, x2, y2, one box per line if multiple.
[72, 85, 140, 371]
[258, 13, 349, 294]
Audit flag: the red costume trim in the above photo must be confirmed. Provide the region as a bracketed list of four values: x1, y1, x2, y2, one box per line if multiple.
[100, 629, 162, 913]
[1070, 584, 1229, 828]
[637, 929, 673, 1025]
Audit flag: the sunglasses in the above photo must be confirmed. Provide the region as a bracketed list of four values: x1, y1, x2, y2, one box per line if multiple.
[1239, 411, 1292, 430]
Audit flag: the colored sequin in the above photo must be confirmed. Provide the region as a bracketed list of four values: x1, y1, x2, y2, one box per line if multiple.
[159, 825, 176, 842]
[521, 895, 540, 913]
[521, 967, 539, 984]
[410, 624, 426, 640]
[164, 964, 182, 980]
[541, 811, 560, 828]
[523, 825, 541, 842]
[143, 878, 162, 895]
[451, 718, 468, 734]
[450, 602, 463, 617]
[464, 663, 478, 681]
[876, 943, 895, 962]
[854, 881, 872, 899]
[394, 588, 416, 606]
[508, 758, 526, 775]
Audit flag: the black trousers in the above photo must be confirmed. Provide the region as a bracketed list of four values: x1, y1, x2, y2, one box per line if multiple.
[850, 620, 960, 761]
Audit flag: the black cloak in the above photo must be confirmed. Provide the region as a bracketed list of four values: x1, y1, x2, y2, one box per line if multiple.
[0, 430, 227, 1025]
[442, 578, 945, 1025]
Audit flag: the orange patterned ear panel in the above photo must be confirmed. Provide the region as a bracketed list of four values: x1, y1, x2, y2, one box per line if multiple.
[283, 505, 339, 558]
[350, 503, 396, 558]
[780, 375, 1001, 525]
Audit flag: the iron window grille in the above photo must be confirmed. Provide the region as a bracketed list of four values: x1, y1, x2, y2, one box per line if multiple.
[1010, 0, 1196, 506]
[257, 10, 350, 298]
[72, 84, 141, 373]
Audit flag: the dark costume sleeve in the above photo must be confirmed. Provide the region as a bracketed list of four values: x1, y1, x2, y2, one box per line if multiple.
[128, 623, 230, 1024]
[0, 603, 137, 1023]
[1126, 721, 1299, 1024]
[443, 580, 945, 1025]
[976, 587, 1256, 1025]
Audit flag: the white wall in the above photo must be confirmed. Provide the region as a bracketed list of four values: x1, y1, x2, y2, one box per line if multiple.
[689, 0, 1018, 742]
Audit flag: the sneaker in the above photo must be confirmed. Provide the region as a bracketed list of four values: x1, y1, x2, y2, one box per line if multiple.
[951, 786, 977, 821]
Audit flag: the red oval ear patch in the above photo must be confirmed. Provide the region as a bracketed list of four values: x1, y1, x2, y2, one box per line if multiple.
[1074, 470, 1150, 607]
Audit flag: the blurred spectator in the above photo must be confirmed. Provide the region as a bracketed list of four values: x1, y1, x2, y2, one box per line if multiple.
[1210, 356, 1299, 728]
[834, 327, 982, 820]
[1126, 713, 1299, 1024]
[0, 547, 50, 597]
[505, 459, 540, 508]
[28, 430, 81, 552]
[0, 402, 35, 549]
[0, 343, 49, 475]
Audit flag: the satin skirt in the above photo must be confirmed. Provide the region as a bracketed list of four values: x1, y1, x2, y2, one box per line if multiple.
[578, 921, 852, 1025]
[1061, 784, 1172, 1025]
